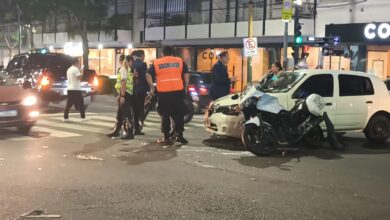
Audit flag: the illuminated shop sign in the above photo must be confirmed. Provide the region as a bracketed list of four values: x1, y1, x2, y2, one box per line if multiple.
[364, 23, 390, 40]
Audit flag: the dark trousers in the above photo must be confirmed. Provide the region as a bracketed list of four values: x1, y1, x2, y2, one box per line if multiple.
[157, 91, 185, 136]
[133, 92, 146, 131]
[64, 90, 85, 119]
[117, 92, 134, 130]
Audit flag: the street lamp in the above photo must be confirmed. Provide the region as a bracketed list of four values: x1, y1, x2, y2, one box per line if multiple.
[247, 0, 254, 84]
[98, 43, 103, 75]
[294, 0, 303, 6]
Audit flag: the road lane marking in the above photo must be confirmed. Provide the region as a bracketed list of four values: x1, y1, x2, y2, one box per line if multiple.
[38, 120, 107, 134]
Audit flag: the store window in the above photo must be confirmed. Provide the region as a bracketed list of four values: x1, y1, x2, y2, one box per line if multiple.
[123, 48, 157, 66]
[89, 49, 115, 76]
[176, 48, 195, 71]
[212, 0, 236, 23]
[237, 0, 263, 21]
[197, 48, 242, 90]
[188, 0, 210, 25]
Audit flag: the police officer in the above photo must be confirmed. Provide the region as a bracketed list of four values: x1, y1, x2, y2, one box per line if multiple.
[146, 46, 190, 145]
[107, 55, 135, 139]
[132, 50, 148, 135]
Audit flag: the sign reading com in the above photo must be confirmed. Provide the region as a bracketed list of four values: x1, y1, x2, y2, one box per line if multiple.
[364, 23, 390, 40]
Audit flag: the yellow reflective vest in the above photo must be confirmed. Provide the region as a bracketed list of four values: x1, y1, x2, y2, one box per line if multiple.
[115, 68, 134, 94]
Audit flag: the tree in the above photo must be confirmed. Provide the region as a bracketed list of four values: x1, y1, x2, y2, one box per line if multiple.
[0, 0, 20, 58]
[56, 0, 108, 69]
[2, 0, 111, 69]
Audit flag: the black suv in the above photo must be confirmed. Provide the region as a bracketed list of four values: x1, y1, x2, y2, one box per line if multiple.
[4, 52, 97, 107]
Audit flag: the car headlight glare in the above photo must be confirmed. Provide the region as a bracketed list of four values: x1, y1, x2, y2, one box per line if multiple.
[22, 96, 37, 106]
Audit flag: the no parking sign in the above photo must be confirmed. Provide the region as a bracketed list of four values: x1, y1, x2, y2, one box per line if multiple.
[243, 37, 258, 57]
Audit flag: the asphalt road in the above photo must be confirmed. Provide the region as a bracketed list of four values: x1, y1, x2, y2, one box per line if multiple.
[0, 95, 389, 220]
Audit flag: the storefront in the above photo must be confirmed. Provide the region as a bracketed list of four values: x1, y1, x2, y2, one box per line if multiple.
[53, 44, 157, 77]
[326, 22, 390, 80]
[170, 42, 281, 91]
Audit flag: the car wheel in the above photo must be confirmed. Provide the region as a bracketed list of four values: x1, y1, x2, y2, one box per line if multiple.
[302, 126, 324, 149]
[241, 124, 274, 156]
[17, 125, 33, 134]
[364, 115, 390, 145]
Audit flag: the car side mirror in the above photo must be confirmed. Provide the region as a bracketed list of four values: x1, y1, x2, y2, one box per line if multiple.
[231, 94, 239, 100]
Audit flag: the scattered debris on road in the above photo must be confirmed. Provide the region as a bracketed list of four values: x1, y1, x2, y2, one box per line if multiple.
[20, 210, 61, 219]
[42, 146, 49, 149]
[75, 154, 104, 161]
[0, 158, 4, 161]
[196, 161, 216, 169]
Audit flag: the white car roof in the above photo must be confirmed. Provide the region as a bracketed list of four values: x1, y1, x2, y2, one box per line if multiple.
[293, 69, 369, 77]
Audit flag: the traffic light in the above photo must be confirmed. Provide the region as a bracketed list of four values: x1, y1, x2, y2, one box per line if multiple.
[294, 23, 302, 45]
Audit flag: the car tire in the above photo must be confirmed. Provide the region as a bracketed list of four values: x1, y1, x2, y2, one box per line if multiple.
[17, 125, 33, 134]
[364, 115, 390, 145]
[241, 124, 274, 156]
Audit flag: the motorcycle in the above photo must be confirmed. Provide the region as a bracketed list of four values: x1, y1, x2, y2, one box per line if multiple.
[239, 86, 344, 156]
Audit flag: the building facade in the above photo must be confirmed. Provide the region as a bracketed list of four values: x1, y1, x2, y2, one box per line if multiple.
[317, 0, 390, 80]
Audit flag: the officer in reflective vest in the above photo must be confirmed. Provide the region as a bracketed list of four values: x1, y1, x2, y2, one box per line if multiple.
[146, 46, 190, 145]
[107, 55, 135, 139]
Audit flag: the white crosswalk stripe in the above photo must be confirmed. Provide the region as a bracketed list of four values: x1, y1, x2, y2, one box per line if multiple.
[0, 112, 206, 141]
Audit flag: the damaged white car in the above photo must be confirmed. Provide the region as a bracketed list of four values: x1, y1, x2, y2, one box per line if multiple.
[205, 70, 390, 144]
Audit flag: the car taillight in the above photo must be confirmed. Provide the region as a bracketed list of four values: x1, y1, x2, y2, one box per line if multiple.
[93, 76, 99, 87]
[199, 87, 208, 95]
[41, 76, 50, 86]
[188, 85, 196, 92]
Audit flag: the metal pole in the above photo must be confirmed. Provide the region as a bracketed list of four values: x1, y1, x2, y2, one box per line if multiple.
[293, 3, 300, 66]
[17, 5, 22, 54]
[247, 1, 254, 83]
[283, 22, 288, 70]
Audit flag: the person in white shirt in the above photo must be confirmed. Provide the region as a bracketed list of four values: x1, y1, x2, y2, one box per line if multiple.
[63, 58, 86, 121]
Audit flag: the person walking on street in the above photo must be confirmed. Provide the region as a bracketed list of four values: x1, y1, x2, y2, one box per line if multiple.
[107, 55, 135, 139]
[63, 58, 86, 122]
[210, 51, 237, 100]
[132, 50, 148, 135]
[146, 46, 190, 145]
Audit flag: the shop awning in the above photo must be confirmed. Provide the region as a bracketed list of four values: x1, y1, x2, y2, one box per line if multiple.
[161, 36, 295, 47]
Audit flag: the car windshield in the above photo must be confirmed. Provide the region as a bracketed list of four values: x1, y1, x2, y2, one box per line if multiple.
[0, 73, 17, 86]
[261, 72, 306, 93]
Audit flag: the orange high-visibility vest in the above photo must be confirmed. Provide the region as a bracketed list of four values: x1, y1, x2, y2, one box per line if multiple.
[154, 56, 184, 93]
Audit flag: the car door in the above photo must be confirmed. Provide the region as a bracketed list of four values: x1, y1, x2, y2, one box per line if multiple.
[335, 74, 371, 130]
[289, 74, 336, 122]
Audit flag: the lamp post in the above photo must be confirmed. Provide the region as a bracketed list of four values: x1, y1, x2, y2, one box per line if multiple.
[98, 43, 103, 75]
[17, 4, 22, 54]
[247, 0, 254, 83]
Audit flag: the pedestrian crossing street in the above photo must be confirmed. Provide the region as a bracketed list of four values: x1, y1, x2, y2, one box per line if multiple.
[0, 112, 206, 142]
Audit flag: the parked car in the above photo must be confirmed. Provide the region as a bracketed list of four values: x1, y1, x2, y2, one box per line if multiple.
[205, 70, 390, 145]
[187, 72, 213, 113]
[4, 52, 98, 107]
[0, 72, 39, 134]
